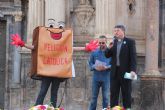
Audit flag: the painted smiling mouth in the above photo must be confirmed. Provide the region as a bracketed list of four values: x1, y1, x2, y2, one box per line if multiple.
[50, 33, 62, 40]
[47, 28, 64, 40]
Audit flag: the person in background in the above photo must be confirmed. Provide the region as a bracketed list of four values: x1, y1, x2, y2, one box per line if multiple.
[105, 25, 137, 110]
[88, 35, 111, 110]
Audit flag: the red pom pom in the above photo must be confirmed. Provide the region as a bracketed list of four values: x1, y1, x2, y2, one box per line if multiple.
[10, 33, 25, 47]
[85, 40, 98, 52]
[18, 40, 25, 47]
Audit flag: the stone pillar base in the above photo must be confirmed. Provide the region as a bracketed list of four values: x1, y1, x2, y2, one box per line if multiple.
[140, 75, 165, 110]
[142, 70, 161, 76]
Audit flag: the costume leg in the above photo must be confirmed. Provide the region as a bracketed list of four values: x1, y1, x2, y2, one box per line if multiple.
[121, 78, 132, 108]
[51, 78, 61, 107]
[89, 80, 101, 110]
[102, 80, 110, 109]
[35, 77, 51, 105]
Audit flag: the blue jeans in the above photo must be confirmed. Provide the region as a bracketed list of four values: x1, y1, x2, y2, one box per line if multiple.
[89, 79, 110, 110]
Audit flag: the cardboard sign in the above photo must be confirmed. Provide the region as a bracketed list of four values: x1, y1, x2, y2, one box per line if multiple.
[30, 26, 73, 78]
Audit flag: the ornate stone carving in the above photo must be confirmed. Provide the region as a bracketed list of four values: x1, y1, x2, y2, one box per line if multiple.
[0, 10, 22, 17]
[128, 0, 136, 15]
[14, 0, 21, 6]
[74, 0, 94, 34]
[148, 24, 155, 41]
[0, 7, 23, 21]
[80, 0, 90, 5]
[0, 11, 4, 18]
[14, 14, 23, 22]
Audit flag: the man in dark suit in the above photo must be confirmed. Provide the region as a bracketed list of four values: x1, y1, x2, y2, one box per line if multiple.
[105, 25, 137, 110]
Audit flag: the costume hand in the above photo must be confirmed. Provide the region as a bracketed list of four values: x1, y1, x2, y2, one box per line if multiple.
[11, 33, 25, 47]
[85, 39, 99, 52]
[130, 71, 136, 79]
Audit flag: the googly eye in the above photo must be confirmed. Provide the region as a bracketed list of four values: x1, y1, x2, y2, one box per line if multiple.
[58, 21, 65, 29]
[48, 18, 56, 28]
[49, 24, 54, 28]
[58, 24, 64, 29]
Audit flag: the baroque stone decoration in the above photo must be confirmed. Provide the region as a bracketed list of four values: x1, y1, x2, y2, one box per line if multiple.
[14, 14, 23, 22]
[74, 0, 95, 34]
[80, 0, 90, 5]
[0, 8, 23, 20]
[128, 0, 136, 15]
[0, 11, 4, 18]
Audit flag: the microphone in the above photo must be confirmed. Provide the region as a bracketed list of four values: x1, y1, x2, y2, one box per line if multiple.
[113, 36, 117, 41]
[110, 36, 117, 45]
[106, 36, 115, 48]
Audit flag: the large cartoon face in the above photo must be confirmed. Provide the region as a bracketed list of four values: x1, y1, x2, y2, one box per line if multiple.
[47, 19, 65, 40]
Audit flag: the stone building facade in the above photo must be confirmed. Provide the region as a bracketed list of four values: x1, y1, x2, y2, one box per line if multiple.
[0, 0, 164, 110]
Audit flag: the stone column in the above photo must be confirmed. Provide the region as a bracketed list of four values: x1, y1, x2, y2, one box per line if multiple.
[144, 0, 160, 75]
[27, 0, 44, 44]
[65, 0, 72, 28]
[140, 1, 164, 110]
[12, 14, 23, 84]
[95, 0, 116, 38]
[45, 0, 65, 27]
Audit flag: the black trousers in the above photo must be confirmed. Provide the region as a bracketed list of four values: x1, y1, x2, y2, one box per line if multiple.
[110, 66, 132, 108]
[35, 77, 61, 107]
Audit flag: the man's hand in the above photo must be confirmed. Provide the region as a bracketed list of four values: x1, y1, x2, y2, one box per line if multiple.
[130, 71, 136, 79]
[95, 65, 106, 71]
[109, 42, 113, 48]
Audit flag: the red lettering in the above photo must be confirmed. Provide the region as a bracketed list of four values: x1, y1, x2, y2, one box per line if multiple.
[43, 57, 70, 65]
[43, 43, 68, 53]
